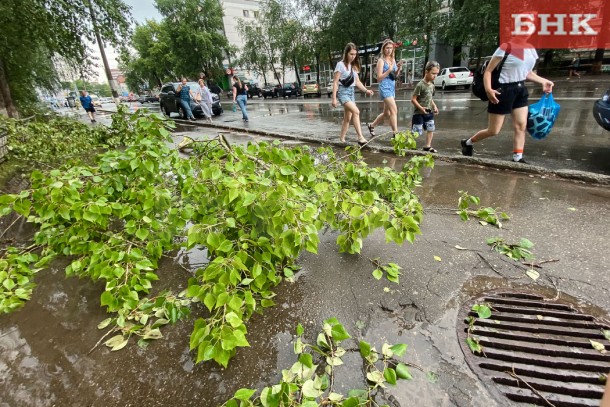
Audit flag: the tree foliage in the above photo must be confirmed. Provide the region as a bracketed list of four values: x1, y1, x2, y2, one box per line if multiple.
[0, 0, 133, 117]
[0, 111, 433, 368]
[153, 0, 232, 78]
[119, 21, 175, 91]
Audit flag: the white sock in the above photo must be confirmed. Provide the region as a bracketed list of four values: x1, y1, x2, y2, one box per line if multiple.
[513, 152, 523, 161]
[466, 138, 474, 146]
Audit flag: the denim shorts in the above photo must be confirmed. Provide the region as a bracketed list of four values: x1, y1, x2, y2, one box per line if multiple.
[412, 113, 435, 135]
[379, 86, 395, 100]
[337, 85, 355, 105]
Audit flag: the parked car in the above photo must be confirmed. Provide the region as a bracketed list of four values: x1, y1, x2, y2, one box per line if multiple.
[226, 79, 262, 99]
[278, 83, 301, 98]
[324, 81, 333, 97]
[159, 82, 223, 119]
[433, 67, 473, 90]
[302, 80, 321, 98]
[262, 84, 280, 99]
[139, 94, 160, 104]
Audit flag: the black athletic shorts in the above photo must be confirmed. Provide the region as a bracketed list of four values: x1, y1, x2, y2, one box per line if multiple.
[487, 81, 528, 115]
[85, 107, 96, 113]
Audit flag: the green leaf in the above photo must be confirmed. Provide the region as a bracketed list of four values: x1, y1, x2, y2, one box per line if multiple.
[296, 323, 304, 336]
[603, 330, 610, 341]
[97, 318, 112, 329]
[135, 228, 149, 240]
[372, 268, 383, 280]
[225, 312, 242, 328]
[299, 353, 313, 368]
[396, 363, 413, 380]
[466, 337, 483, 354]
[472, 304, 492, 319]
[384, 367, 397, 385]
[330, 324, 351, 342]
[390, 343, 407, 357]
[359, 340, 371, 357]
[233, 388, 256, 401]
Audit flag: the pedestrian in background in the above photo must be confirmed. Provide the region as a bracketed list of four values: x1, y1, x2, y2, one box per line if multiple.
[79, 90, 96, 123]
[232, 76, 249, 122]
[568, 53, 581, 79]
[198, 78, 213, 122]
[332, 42, 374, 146]
[461, 40, 554, 163]
[176, 78, 196, 121]
[411, 61, 440, 152]
[367, 39, 402, 139]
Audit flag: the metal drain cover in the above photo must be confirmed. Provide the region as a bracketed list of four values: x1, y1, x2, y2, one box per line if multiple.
[458, 291, 610, 406]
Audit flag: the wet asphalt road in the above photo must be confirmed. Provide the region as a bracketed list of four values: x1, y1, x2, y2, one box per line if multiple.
[133, 76, 610, 176]
[2, 149, 610, 407]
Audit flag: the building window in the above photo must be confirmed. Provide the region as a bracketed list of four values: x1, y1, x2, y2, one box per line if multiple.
[243, 10, 250, 17]
[254, 11, 259, 18]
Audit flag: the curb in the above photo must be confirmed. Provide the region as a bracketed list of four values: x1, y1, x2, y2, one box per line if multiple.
[170, 117, 610, 186]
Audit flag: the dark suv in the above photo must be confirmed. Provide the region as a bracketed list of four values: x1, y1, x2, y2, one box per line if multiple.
[159, 82, 223, 119]
[226, 80, 263, 99]
[278, 83, 302, 98]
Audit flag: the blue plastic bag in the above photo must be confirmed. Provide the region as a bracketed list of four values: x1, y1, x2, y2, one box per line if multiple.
[527, 93, 560, 140]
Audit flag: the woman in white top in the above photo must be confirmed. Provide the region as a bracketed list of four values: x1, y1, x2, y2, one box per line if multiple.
[461, 38, 554, 163]
[197, 78, 214, 122]
[332, 42, 374, 146]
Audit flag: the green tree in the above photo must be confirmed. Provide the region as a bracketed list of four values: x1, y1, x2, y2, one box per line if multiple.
[120, 21, 175, 91]
[0, 0, 132, 118]
[437, 0, 500, 66]
[154, 0, 232, 79]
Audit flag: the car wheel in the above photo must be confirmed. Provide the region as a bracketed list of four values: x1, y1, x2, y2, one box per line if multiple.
[160, 103, 169, 117]
[317, 93, 321, 98]
[464, 84, 471, 90]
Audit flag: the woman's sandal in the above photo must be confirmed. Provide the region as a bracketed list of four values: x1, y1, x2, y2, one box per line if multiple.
[422, 146, 438, 153]
[367, 123, 376, 137]
[358, 140, 368, 147]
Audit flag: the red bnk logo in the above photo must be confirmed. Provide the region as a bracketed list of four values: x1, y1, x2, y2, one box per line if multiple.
[500, 0, 609, 57]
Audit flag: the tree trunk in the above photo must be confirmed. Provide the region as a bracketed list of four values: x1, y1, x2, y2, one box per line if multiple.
[0, 58, 18, 118]
[592, 48, 604, 75]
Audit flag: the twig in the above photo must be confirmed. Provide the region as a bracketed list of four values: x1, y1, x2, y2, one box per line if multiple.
[0, 214, 23, 240]
[525, 259, 560, 269]
[506, 368, 556, 407]
[87, 327, 118, 355]
[476, 252, 505, 277]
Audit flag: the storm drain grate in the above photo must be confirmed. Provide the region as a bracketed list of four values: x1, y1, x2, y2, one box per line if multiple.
[458, 291, 610, 407]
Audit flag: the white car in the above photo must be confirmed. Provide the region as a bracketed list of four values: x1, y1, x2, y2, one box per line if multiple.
[434, 67, 473, 90]
[325, 81, 333, 97]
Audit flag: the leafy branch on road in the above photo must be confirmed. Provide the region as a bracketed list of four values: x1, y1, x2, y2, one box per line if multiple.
[221, 318, 426, 407]
[457, 191, 510, 228]
[0, 110, 433, 367]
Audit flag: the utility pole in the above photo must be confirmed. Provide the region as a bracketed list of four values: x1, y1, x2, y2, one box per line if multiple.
[87, 0, 121, 105]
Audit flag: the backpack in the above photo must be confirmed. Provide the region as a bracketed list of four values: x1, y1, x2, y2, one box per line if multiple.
[472, 43, 511, 101]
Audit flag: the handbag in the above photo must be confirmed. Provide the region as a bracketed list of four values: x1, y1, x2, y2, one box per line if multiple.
[527, 92, 561, 140]
[472, 43, 511, 101]
[340, 70, 354, 87]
